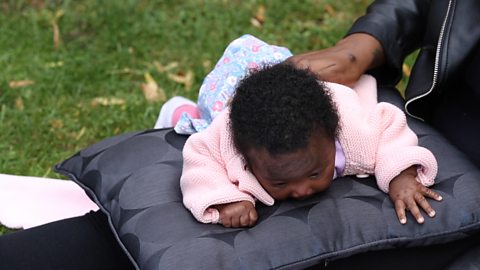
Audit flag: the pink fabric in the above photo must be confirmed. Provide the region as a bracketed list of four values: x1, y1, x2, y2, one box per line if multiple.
[181, 75, 438, 224]
[332, 76, 437, 192]
[180, 112, 274, 223]
[0, 174, 98, 229]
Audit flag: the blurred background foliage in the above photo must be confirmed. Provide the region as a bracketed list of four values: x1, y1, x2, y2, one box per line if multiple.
[1, 0, 375, 178]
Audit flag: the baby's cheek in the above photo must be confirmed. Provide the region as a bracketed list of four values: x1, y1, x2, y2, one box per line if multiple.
[309, 179, 332, 196]
[317, 180, 333, 193]
[269, 190, 290, 201]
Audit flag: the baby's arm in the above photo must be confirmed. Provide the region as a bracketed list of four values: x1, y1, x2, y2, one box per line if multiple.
[336, 76, 440, 225]
[389, 166, 442, 224]
[371, 103, 440, 224]
[180, 111, 268, 227]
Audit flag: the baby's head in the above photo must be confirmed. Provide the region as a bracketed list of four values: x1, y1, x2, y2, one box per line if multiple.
[230, 62, 339, 200]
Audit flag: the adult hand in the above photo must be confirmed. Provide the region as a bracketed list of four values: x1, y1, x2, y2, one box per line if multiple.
[213, 201, 258, 228]
[389, 166, 443, 224]
[287, 33, 385, 87]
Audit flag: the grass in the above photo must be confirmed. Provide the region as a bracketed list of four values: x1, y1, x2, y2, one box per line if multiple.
[0, 0, 373, 233]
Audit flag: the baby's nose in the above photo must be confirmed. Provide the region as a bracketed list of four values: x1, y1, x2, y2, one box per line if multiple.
[291, 185, 313, 200]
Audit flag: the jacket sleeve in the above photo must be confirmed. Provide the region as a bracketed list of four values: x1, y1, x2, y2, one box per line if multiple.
[347, 0, 431, 85]
[370, 102, 437, 192]
[180, 111, 273, 224]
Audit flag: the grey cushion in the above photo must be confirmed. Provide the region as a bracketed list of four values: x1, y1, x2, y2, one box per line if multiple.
[55, 89, 480, 270]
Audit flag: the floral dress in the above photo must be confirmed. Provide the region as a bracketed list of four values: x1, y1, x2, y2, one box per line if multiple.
[174, 34, 292, 134]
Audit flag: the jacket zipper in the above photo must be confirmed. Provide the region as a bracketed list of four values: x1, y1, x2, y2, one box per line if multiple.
[405, 0, 454, 121]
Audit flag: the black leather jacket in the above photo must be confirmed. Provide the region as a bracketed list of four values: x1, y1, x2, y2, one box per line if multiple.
[348, 0, 480, 121]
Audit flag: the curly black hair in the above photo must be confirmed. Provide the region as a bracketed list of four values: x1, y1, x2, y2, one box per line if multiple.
[229, 62, 339, 157]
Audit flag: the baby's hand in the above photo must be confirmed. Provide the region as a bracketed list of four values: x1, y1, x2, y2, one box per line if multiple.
[388, 166, 443, 225]
[213, 201, 258, 228]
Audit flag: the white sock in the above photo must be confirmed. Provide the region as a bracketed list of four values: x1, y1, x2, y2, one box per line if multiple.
[154, 96, 197, 128]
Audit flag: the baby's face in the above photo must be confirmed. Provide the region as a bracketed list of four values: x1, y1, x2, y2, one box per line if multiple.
[246, 131, 336, 200]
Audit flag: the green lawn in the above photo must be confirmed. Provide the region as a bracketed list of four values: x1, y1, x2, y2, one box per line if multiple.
[0, 0, 372, 233]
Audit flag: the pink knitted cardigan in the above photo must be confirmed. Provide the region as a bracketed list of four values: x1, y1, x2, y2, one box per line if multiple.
[180, 75, 438, 223]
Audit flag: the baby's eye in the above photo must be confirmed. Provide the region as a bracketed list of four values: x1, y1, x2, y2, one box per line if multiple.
[309, 172, 320, 179]
[272, 182, 287, 189]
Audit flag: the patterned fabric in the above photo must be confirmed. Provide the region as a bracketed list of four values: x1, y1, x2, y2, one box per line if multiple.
[174, 34, 292, 134]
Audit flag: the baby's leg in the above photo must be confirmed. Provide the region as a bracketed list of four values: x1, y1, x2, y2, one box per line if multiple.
[154, 96, 200, 128]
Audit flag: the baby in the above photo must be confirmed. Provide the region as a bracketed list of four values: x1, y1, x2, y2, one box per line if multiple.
[155, 35, 441, 227]
[156, 36, 442, 228]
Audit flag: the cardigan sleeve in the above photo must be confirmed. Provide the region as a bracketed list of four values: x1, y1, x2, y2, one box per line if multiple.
[370, 102, 437, 192]
[180, 111, 274, 224]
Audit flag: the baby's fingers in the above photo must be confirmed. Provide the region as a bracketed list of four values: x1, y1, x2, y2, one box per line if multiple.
[248, 209, 258, 227]
[406, 199, 425, 224]
[421, 186, 443, 201]
[220, 216, 233, 228]
[394, 200, 408, 224]
[395, 199, 426, 224]
[414, 192, 436, 218]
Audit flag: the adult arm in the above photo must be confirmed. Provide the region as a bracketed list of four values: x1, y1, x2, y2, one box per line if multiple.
[288, 33, 384, 87]
[289, 0, 431, 86]
[348, 0, 431, 84]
